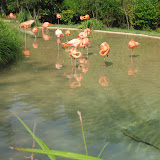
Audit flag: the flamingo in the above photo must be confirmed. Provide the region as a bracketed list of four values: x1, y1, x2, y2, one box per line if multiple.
[62, 38, 82, 49]
[84, 28, 91, 36]
[56, 13, 61, 25]
[9, 13, 14, 20]
[32, 27, 38, 38]
[65, 30, 71, 41]
[55, 29, 64, 38]
[99, 42, 110, 66]
[19, 22, 29, 29]
[128, 39, 139, 58]
[80, 38, 90, 57]
[42, 22, 52, 31]
[80, 14, 90, 27]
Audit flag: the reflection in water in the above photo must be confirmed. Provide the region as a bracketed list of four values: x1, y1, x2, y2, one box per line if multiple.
[64, 66, 83, 89]
[32, 27, 38, 49]
[99, 76, 109, 87]
[42, 29, 52, 41]
[56, 38, 64, 70]
[128, 57, 138, 76]
[32, 42, 38, 48]
[23, 49, 30, 58]
[1, 29, 160, 160]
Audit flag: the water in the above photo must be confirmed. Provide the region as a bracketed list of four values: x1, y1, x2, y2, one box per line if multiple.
[0, 28, 160, 160]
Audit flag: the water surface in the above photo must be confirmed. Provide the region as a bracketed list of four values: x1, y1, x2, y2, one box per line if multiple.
[0, 28, 160, 160]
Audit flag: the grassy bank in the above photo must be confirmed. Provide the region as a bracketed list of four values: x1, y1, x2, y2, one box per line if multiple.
[52, 24, 160, 37]
[0, 20, 24, 69]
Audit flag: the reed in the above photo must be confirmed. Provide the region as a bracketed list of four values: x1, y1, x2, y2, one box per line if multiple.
[11, 114, 105, 160]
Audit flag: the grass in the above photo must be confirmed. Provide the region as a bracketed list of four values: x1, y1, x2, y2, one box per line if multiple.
[11, 113, 109, 160]
[0, 20, 24, 68]
[50, 24, 160, 37]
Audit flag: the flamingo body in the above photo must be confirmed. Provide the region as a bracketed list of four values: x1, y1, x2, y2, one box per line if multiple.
[62, 38, 82, 48]
[128, 39, 139, 50]
[99, 42, 110, 57]
[56, 13, 61, 19]
[32, 27, 38, 34]
[42, 22, 52, 30]
[55, 29, 64, 38]
[9, 13, 14, 19]
[19, 22, 29, 29]
[65, 30, 71, 36]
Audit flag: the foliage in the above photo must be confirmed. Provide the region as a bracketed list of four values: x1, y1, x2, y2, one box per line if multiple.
[13, 114, 107, 160]
[133, 0, 160, 30]
[78, 18, 105, 30]
[17, 10, 31, 23]
[61, 10, 74, 24]
[98, 0, 124, 28]
[0, 20, 23, 68]
[2, 0, 160, 31]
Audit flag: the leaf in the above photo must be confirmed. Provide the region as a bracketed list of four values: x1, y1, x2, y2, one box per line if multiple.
[14, 148, 104, 160]
[14, 114, 57, 160]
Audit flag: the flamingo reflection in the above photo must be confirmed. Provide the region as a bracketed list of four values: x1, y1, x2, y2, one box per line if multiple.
[65, 30, 71, 42]
[32, 27, 38, 48]
[42, 29, 52, 41]
[56, 38, 64, 70]
[19, 22, 30, 57]
[99, 76, 109, 89]
[64, 69, 83, 89]
[78, 64, 89, 74]
[23, 49, 30, 58]
[128, 57, 138, 76]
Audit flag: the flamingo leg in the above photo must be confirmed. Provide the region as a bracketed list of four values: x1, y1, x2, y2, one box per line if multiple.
[104, 57, 106, 66]
[86, 47, 88, 58]
[25, 28, 26, 49]
[58, 19, 59, 26]
[131, 49, 133, 60]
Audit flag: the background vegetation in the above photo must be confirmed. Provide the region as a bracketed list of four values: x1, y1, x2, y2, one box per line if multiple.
[1, 0, 160, 31]
[0, 20, 23, 68]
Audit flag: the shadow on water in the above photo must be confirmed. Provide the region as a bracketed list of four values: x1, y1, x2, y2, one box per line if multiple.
[129, 55, 139, 58]
[104, 61, 113, 66]
[88, 52, 94, 56]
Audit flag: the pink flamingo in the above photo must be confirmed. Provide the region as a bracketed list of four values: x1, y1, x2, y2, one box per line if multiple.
[99, 42, 110, 66]
[65, 30, 71, 41]
[42, 22, 52, 32]
[128, 39, 139, 58]
[55, 29, 64, 38]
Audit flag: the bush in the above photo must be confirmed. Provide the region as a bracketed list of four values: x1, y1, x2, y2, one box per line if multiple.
[78, 18, 105, 30]
[133, 0, 160, 30]
[61, 10, 74, 25]
[0, 20, 24, 68]
[18, 11, 31, 23]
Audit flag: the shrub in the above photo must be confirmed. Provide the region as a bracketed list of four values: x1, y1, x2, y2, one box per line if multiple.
[133, 0, 160, 30]
[18, 11, 31, 23]
[78, 18, 105, 30]
[61, 10, 74, 25]
[0, 20, 23, 68]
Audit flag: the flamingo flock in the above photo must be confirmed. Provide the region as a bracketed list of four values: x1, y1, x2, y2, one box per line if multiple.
[17, 12, 139, 85]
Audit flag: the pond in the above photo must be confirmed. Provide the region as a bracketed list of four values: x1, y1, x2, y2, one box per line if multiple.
[0, 28, 160, 160]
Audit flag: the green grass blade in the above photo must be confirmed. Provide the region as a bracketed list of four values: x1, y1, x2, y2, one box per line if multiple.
[98, 142, 109, 158]
[14, 148, 104, 160]
[14, 114, 57, 160]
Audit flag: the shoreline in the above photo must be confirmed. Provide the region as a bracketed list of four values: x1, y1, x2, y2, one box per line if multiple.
[39, 26, 160, 40]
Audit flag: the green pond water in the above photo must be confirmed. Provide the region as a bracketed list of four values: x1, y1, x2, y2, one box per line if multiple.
[0, 28, 160, 160]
